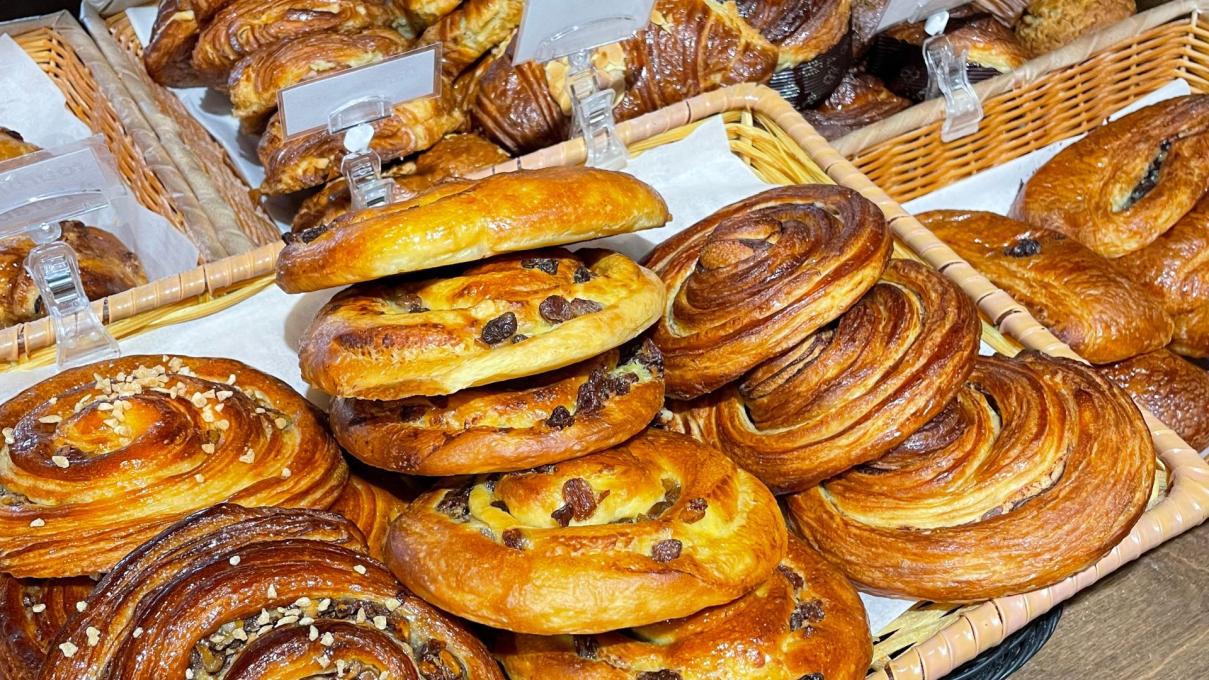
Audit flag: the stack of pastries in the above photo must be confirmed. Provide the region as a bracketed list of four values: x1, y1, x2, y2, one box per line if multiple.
[918, 94, 1209, 451]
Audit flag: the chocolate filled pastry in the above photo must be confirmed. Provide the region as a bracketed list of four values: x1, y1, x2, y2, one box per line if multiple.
[291, 133, 510, 232]
[1100, 349, 1209, 451]
[298, 249, 666, 399]
[802, 69, 911, 140]
[0, 127, 39, 162]
[387, 430, 787, 634]
[416, 0, 523, 79]
[143, 0, 235, 86]
[227, 28, 412, 130]
[788, 352, 1155, 601]
[739, 0, 853, 108]
[329, 475, 409, 561]
[0, 575, 94, 680]
[1013, 95, 1209, 258]
[257, 79, 464, 195]
[38, 504, 503, 679]
[671, 259, 980, 493]
[1015, 0, 1135, 57]
[646, 184, 891, 400]
[277, 167, 669, 291]
[919, 210, 1173, 363]
[496, 535, 871, 680]
[0, 221, 148, 329]
[190, 0, 404, 85]
[0, 355, 347, 578]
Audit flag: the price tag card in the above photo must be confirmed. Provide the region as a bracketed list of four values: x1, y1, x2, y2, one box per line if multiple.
[278, 43, 442, 139]
[875, 0, 968, 32]
[0, 137, 124, 236]
[513, 0, 655, 65]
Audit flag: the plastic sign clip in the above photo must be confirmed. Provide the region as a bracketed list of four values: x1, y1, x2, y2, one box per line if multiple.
[564, 49, 627, 170]
[923, 10, 983, 142]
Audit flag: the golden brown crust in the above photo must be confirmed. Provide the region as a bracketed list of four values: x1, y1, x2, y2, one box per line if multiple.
[328, 475, 409, 562]
[143, 0, 235, 86]
[678, 259, 980, 493]
[802, 70, 910, 140]
[1099, 349, 1209, 451]
[0, 127, 39, 162]
[0, 575, 94, 680]
[736, 0, 852, 69]
[0, 355, 347, 578]
[1013, 95, 1209, 258]
[227, 28, 412, 128]
[920, 210, 1173, 363]
[332, 339, 665, 475]
[788, 352, 1156, 601]
[496, 536, 870, 680]
[399, 0, 461, 29]
[298, 249, 666, 399]
[38, 504, 503, 679]
[277, 167, 670, 291]
[647, 184, 892, 400]
[0, 221, 148, 329]
[387, 430, 787, 634]
[1015, 0, 1134, 57]
[416, 0, 523, 78]
[887, 14, 1027, 71]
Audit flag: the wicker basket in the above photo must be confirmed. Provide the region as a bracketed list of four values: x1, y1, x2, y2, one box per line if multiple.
[833, 0, 1209, 203]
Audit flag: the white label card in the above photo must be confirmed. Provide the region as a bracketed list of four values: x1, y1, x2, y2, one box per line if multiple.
[0, 137, 124, 237]
[278, 43, 442, 139]
[513, 0, 655, 65]
[875, 0, 968, 32]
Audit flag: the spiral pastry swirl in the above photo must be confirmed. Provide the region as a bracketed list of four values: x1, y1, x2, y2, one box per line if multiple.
[647, 185, 891, 400]
[387, 429, 787, 634]
[0, 575, 94, 680]
[39, 504, 502, 679]
[496, 536, 871, 680]
[680, 259, 980, 493]
[0, 355, 346, 578]
[788, 352, 1156, 601]
[329, 475, 409, 562]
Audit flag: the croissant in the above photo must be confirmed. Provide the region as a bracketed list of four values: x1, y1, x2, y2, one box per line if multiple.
[38, 504, 503, 679]
[802, 70, 910, 140]
[0, 355, 347, 578]
[0, 221, 148, 330]
[143, 0, 235, 86]
[0, 575, 94, 680]
[416, 0, 523, 79]
[1099, 349, 1209, 451]
[736, 0, 851, 70]
[647, 184, 892, 400]
[398, 0, 461, 30]
[673, 259, 980, 493]
[298, 249, 666, 399]
[918, 210, 1173, 363]
[496, 536, 871, 680]
[329, 475, 409, 561]
[388, 429, 787, 634]
[0, 127, 38, 162]
[788, 352, 1155, 601]
[1013, 95, 1209, 258]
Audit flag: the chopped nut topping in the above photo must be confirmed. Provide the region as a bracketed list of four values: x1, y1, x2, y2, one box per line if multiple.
[373, 615, 388, 630]
[30, 603, 46, 613]
[51, 455, 70, 469]
[281, 468, 292, 479]
[58, 641, 77, 658]
[85, 627, 100, 647]
[267, 584, 278, 599]
[353, 564, 367, 575]
[239, 450, 255, 464]
[201, 443, 216, 454]
[229, 556, 241, 566]
[38, 415, 62, 424]
[274, 417, 288, 430]
[309, 625, 318, 641]
[385, 598, 401, 612]
[29, 518, 45, 528]
[75, 601, 87, 613]
[320, 631, 335, 646]
[194, 474, 205, 484]
[132, 627, 143, 639]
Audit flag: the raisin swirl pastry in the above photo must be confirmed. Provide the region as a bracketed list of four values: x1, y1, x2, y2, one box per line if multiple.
[802, 70, 910, 141]
[39, 504, 503, 679]
[0, 575, 94, 680]
[788, 352, 1156, 601]
[329, 475, 409, 561]
[496, 536, 871, 680]
[388, 430, 787, 634]
[331, 339, 665, 475]
[675, 259, 980, 493]
[277, 167, 669, 292]
[0, 355, 347, 578]
[1013, 95, 1209, 258]
[919, 210, 1173, 363]
[299, 249, 666, 399]
[647, 184, 892, 400]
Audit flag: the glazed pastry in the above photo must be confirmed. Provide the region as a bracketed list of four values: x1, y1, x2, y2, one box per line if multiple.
[143, 0, 235, 86]
[331, 339, 665, 475]
[496, 535, 871, 680]
[788, 352, 1155, 601]
[674, 259, 980, 493]
[1013, 95, 1209, 258]
[399, 0, 461, 30]
[802, 70, 911, 140]
[329, 475, 409, 561]
[227, 28, 412, 129]
[191, 0, 404, 85]
[0, 221, 148, 329]
[736, 0, 851, 70]
[0, 355, 347, 578]
[277, 167, 669, 292]
[919, 210, 1173, 363]
[0, 575, 94, 680]
[291, 133, 510, 232]
[416, 0, 523, 78]
[1015, 0, 1135, 57]
[387, 430, 787, 634]
[257, 78, 464, 195]
[1117, 193, 1209, 358]
[647, 184, 891, 400]
[1099, 349, 1209, 451]
[38, 504, 502, 679]
[298, 249, 666, 399]
[0, 127, 38, 162]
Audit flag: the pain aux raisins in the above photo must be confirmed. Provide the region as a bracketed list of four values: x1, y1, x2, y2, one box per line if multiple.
[480, 312, 518, 345]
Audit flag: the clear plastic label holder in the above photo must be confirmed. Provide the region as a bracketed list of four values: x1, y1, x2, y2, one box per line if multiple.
[0, 137, 126, 369]
[513, 0, 656, 170]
